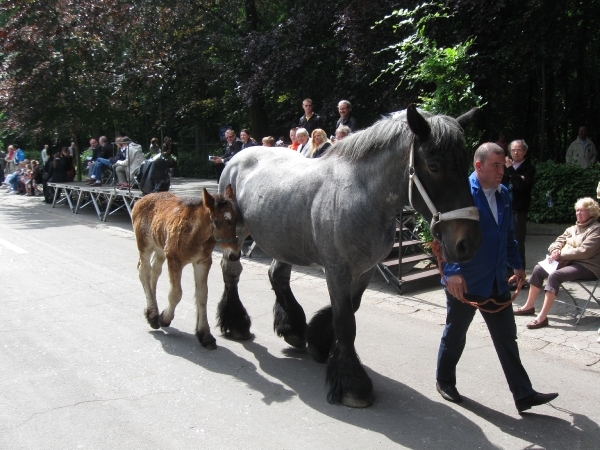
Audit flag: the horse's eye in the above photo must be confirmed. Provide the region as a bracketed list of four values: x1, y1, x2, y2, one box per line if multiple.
[213, 220, 221, 228]
[428, 164, 439, 173]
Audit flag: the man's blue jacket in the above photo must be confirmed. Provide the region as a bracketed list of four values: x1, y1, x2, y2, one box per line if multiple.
[442, 171, 523, 298]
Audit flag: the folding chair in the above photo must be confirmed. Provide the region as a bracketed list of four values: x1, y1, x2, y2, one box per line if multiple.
[557, 277, 600, 324]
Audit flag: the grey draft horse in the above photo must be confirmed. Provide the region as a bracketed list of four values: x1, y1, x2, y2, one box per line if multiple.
[217, 105, 482, 407]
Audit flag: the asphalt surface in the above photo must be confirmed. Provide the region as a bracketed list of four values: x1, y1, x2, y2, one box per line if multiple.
[1, 182, 599, 449]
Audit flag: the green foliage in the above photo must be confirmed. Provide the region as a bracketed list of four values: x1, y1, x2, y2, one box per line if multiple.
[375, 2, 484, 117]
[529, 161, 600, 224]
[415, 214, 433, 243]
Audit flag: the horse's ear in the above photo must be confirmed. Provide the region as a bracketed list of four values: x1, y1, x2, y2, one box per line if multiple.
[406, 103, 431, 142]
[224, 183, 236, 202]
[456, 107, 483, 130]
[202, 188, 215, 211]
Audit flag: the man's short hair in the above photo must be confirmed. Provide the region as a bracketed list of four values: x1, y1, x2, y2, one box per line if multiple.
[338, 100, 352, 110]
[99, 136, 107, 145]
[225, 129, 235, 136]
[474, 142, 504, 165]
[302, 98, 313, 106]
[509, 140, 528, 152]
[296, 128, 309, 138]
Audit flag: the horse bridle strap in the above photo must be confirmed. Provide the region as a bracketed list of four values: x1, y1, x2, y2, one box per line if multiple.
[408, 144, 479, 232]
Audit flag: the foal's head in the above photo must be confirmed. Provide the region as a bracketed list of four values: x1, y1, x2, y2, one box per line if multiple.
[202, 184, 240, 262]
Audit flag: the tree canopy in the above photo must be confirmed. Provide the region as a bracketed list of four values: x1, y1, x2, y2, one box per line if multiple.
[1, 0, 598, 164]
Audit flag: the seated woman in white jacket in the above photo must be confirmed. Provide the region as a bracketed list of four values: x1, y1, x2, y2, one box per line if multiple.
[114, 136, 145, 187]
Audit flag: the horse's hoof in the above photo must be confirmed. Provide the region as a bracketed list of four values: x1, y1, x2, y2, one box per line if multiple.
[196, 331, 217, 350]
[307, 343, 328, 363]
[341, 393, 374, 408]
[145, 309, 160, 329]
[284, 335, 306, 350]
[228, 329, 253, 340]
[158, 312, 172, 328]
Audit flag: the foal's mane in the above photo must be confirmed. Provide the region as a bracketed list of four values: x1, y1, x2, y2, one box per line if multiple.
[179, 194, 230, 208]
[325, 109, 465, 162]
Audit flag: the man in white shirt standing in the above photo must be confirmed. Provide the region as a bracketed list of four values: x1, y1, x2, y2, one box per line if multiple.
[566, 126, 597, 168]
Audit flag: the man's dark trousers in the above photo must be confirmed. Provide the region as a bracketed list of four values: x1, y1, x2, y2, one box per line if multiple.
[436, 289, 536, 401]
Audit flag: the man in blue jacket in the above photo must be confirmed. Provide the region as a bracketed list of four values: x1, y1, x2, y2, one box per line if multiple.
[436, 142, 558, 413]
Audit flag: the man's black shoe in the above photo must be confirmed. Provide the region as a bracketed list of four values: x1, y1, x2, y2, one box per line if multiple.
[436, 381, 463, 403]
[515, 392, 558, 412]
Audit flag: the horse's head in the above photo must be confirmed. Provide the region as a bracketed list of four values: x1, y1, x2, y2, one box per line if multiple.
[406, 104, 482, 263]
[203, 184, 240, 262]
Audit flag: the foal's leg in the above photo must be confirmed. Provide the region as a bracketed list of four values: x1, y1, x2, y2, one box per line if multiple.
[217, 257, 252, 339]
[324, 267, 375, 407]
[307, 267, 375, 363]
[192, 257, 217, 349]
[158, 257, 184, 328]
[139, 249, 161, 329]
[269, 260, 307, 349]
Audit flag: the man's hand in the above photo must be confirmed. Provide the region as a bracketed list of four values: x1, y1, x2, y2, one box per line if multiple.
[446, 274, 467, 300]
[213, 156, 223, 164]
[508, 268, 527, 287]
[505, 156, 513, 168]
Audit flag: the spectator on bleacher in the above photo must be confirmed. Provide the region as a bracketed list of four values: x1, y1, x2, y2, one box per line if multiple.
[86, 138, 102, 178]
[288, 127, 299, 151]
[262, 136, 275, 147]
[88, 137, 121, 186]
[240, 129, 258, 149]
[514, 197, 600, 329]
[26, 160, 42, 196]
[296, 128, 311, 157]
[114, 136, 144, 188]
[6, 160, 27, 194]
[334, 125, 351, 142]
[309, 129, 332, 158]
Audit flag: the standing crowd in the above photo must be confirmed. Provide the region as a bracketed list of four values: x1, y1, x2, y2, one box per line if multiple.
[211, 98, 358, 181]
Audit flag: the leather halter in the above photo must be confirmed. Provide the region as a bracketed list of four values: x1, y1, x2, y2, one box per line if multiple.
[408, 142, 479, 235]
[210, 220, 238, 244]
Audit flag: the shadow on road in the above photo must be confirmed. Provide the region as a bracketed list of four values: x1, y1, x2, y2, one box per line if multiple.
[152, 327, 498, 448]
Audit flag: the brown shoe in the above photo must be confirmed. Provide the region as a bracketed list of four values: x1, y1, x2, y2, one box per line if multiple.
[526, 318, 549, 329]
[514, 306, 535, 316]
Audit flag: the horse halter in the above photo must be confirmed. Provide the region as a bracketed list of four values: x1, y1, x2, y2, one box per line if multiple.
[210, 219, 238, 244]
[408, 143, 479, 236]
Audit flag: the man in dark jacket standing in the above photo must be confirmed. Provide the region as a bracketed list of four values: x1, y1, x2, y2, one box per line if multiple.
[336, 100, 358, 132]
[502, 139, 536, 288]
[299, 98, 325, 136]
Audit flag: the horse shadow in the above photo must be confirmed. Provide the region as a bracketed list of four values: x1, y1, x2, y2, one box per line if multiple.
[151, 327, 597, 448]
[242, 341, 599, 448]
[150, 328, 296, 406]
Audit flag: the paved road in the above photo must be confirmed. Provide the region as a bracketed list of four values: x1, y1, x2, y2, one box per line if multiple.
[1, 191, 599, 449]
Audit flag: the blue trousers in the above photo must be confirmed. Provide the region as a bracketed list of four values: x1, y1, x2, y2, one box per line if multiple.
[437, 289, 535, 401]
[92, 158, 111, 179]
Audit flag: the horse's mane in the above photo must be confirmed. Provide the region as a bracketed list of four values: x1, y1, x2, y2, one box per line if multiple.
[325, 109, 465, 162]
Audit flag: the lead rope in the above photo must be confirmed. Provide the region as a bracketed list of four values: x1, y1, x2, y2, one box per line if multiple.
[431, 240, 522, 313]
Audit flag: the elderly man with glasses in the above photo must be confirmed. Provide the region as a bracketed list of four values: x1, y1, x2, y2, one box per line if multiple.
[502, 139, 536, 289]
[336, 100, 358, 132]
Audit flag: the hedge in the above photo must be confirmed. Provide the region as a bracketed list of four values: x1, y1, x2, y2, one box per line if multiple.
[528, 161, 600, 224]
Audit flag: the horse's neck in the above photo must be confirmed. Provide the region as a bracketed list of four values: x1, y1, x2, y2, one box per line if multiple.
[345, 153, 409, 218]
